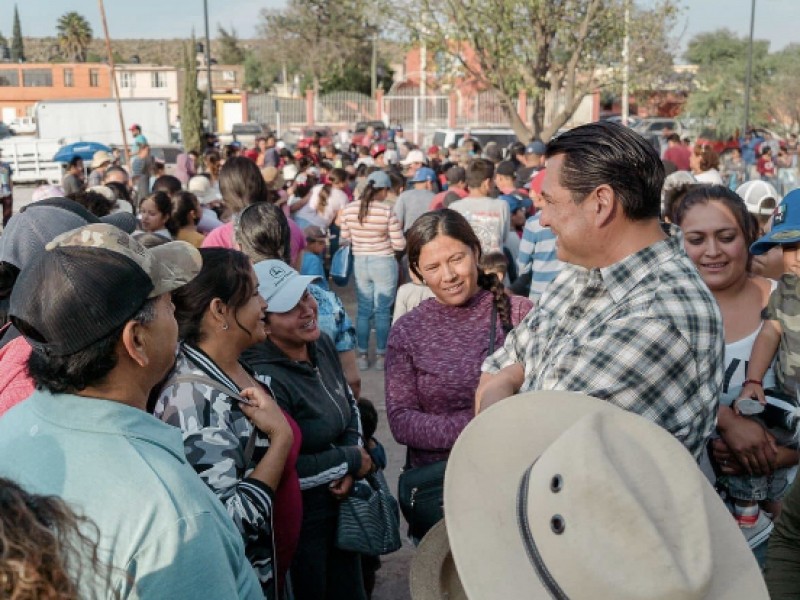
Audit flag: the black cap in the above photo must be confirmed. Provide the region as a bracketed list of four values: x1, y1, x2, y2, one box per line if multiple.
[496, 161, 516, 178]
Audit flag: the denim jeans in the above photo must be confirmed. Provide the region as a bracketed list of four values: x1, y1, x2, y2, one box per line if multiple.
[353, 255, 398, 355]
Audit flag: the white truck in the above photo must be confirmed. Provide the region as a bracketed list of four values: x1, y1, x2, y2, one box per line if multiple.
[35, 98, 172, 147]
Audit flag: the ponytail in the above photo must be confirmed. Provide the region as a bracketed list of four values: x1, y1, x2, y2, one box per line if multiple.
[358, 182, 379, 224]
[477, 269, 512, 331]
[317, 183, 332, 215]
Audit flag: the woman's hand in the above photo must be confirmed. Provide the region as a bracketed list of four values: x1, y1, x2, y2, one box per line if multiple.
[356, 446, 374, 478]
[716, 411, 778, 476]
[239, 387, 293, 444]
[329, 474, 354, 499]
[738, 381, 766, 406]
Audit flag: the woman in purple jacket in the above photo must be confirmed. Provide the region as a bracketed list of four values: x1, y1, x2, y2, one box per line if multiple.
[385, 209, 533, 467]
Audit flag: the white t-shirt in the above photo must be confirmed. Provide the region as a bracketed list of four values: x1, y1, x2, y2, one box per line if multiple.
[449, 196, 510, 255]
[695, 169, 723, 185]
[294, 184, 348, 228]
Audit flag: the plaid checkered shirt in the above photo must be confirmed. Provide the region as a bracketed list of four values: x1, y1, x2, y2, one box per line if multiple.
[482, 224, 723, 459]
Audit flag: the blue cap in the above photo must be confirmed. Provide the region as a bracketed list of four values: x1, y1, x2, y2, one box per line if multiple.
[525, 140, 547, 155]
[410, 167, 436, 183]
[500, 193, 532, 214]
[751, 189, 800, 255]
[366, 170, 392, 189]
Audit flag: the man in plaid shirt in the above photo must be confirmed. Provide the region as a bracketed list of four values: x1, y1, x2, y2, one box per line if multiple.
[477, 122, 723, 459]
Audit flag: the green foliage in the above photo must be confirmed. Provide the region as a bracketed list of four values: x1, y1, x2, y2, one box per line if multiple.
[243, 51, 278, 92]
[181, 39, 204, 153]
[11, 5, 23, 62]
[258, 0, 386, 95]
[217, 25, 246, 65]
[402, 0, 680, 141]
[765, 44, 800, 133]
[684, 29, 774, 137]
[56, 11, 93, 62]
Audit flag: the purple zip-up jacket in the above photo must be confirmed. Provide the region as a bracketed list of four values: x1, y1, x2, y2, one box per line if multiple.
[385, 289, 533, 467]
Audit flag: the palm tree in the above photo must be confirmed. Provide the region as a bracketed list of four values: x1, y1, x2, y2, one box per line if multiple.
[56, 12, 93, 62]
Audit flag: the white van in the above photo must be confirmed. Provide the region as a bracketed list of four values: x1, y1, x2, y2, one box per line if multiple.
[431, 128, 519, 151]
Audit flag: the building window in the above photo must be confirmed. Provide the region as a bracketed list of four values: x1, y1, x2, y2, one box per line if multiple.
[120, 72, 135, 89]
[63, 68, 74, 87]
[150, 72, 166, 88]
[222, 70, 235, 82]
[89, 69, 99, 87]
[22, 69, 53, 87]
[0, 69, 19, 87]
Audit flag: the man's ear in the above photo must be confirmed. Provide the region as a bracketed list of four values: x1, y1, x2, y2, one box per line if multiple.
[593, 184, 617, 227]
[120, 321, 148, 368]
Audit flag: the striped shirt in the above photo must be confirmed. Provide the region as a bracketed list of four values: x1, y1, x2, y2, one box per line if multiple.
[483, 224, 724, 460]
[339, 201, 406, 256]
[516, 214, 564, 301]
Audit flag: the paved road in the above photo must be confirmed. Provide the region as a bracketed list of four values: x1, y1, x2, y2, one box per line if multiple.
[7, 187, 416, 599]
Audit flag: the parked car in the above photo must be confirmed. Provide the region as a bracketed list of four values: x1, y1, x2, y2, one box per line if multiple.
[632, 118, 684, 137]
[352, 120, 387, 147]
[431, 128, 519, 152]
[296, 126, 333, 149]
[218, 122, 270, 148]
[149, 144, 183, 177]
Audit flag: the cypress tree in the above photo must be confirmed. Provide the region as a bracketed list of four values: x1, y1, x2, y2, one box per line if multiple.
[10, 5, 23, 62]
[180, 38, 204, 154]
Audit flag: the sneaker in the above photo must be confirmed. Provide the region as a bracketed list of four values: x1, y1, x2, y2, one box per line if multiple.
[357, 354, 369, 371]
[374, 355, 385, 371]
[739, 510, 774, 549]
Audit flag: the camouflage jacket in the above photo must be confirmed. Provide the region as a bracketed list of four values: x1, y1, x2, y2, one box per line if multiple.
[153, 344, 277, 600]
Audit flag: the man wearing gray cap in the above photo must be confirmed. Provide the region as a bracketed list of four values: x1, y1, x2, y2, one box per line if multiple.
[0, 224, 262, 598]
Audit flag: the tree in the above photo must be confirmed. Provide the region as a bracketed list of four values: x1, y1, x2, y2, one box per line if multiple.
[217, 25, 246, 64]
[400, 0, 679, 142]
[684, 29, 774, 137]
[259, 0, 382, 95]
[56, 11, 93, 62]
[10, 5, 23, 62]
[761, 44, 800, 134]
[181, 39, 204, 153]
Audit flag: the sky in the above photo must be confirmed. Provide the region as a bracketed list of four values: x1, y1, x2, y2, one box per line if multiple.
[7, 0, 798, 56]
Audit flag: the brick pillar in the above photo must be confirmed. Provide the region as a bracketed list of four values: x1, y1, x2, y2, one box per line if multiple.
[306, 89, 315, 126]
[591, 89, 601, 122]
[517, 90, 528, 126]
[448, 92, 457, 128]
[375, 89, 384, 121]
[241, 92, 249, 123]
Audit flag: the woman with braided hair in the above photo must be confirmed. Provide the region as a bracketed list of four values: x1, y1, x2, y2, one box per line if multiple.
[385, 209, 533, 468]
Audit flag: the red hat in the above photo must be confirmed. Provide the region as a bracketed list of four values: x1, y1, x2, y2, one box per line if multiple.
[129, 124, 140, 131]
[427, 145, 440, 156]
[370, 143, 386, 158]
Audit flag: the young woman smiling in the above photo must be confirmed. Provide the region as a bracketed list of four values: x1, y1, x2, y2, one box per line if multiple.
[384, 209, 533, 468]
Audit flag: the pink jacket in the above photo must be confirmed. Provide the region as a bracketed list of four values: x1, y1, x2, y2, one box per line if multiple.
[0, 334, 34, 417]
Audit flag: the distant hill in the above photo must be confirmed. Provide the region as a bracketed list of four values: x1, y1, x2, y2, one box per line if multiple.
[20, 37, 263, 66]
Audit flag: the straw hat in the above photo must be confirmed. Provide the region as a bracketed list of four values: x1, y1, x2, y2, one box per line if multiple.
[410, 521, 467, 600]
[412, 391, 768, 600]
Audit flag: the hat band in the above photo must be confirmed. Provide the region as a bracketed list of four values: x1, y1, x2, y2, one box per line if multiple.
[517, 461, 570, 600]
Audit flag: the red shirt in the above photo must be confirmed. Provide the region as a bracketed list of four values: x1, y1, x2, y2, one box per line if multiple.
[757, 156, 775, 176]
[663, 144, 691, 171]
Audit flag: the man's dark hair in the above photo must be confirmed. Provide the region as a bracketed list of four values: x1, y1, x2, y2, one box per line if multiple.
[27, 299, 157, 394]
[545, 121, 664, 221]
[152, 175, 182, 196]
[67, 156, 83, 169]
[446, 166, 466, 185]
[465, 158, 495, 189]
[103, 166, 128, 182]
[667, 133, 681, 143]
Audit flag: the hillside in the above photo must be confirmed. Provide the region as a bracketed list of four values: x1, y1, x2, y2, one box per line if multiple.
[19, 37, 265, 66]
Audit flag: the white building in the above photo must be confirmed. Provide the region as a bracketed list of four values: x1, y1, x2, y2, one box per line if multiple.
[114, 64, 180, 125]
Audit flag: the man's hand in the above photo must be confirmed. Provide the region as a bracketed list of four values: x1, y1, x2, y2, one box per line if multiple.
[475, 363, 525, 414]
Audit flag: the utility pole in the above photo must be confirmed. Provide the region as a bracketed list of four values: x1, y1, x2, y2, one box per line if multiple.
[371, 32, 378, 99]
[621, 0, 630, 126]
[203, 0, 215, 133]
[97, 0, 130, 168]
[743, 0, 756, 136]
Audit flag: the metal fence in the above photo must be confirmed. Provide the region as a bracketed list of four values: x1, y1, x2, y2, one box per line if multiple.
[247, 94, 306, 136]
[456, 90, 518, 127]
[382, 91, 449, 145]
[315, 91, 376, 124]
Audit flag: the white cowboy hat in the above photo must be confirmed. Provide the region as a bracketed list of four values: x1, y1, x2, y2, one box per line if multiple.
[412, 391, 769, 600]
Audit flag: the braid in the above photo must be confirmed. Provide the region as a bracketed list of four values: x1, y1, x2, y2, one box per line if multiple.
[478, 268, 511, 330]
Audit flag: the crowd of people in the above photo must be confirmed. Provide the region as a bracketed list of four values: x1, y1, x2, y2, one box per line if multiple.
[1, 117, 800, 599]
